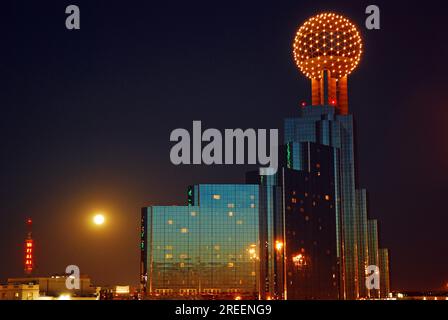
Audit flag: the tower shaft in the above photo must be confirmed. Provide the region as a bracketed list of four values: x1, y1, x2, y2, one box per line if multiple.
[311, 70, 348, 115]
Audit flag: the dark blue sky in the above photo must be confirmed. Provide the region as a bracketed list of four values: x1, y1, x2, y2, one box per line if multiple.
[2, 0, 448, 290]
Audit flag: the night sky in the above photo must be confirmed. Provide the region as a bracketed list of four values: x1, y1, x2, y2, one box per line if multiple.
[2, 0, 448, 291]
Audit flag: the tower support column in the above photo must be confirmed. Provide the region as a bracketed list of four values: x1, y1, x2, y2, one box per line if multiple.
[338, 76, 348, 115]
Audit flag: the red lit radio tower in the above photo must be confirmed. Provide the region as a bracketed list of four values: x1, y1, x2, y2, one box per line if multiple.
[24, 218, 34, 275]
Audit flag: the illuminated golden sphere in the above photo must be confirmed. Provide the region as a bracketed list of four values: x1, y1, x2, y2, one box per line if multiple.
[293, 12, 363, 80]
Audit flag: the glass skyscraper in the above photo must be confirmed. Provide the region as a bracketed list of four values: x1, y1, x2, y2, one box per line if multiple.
[284, 106, 389, 299]
[247, 142, 340, 300]
[141, 184, 261, 298]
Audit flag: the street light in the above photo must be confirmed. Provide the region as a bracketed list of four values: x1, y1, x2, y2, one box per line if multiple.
[275, 241, 283, 251]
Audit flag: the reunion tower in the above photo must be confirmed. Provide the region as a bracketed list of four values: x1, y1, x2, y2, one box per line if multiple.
[293, 12, 363, 114]
[289, 12, 392, 300]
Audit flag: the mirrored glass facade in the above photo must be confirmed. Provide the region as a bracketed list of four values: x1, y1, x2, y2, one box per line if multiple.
[141, 184, 261, 298]
[285, 105, 389, 299]
[285, 105, 359, 298]
[247, 142, 340, 300]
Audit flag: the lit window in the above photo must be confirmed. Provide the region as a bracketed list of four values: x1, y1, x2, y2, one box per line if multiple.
[191, 211, 196, 217]
[250, 195, 255, 200]
[213, 194, 221, 200]
[227, 203, 235, 208]
[228, 212, 234, 217]
[165, 254, 173, 259]
[165, 245, 173, 250]
[250, 204, 255, 208]
[236, 220, 243, 225]
[167, 220, 173, 225]
[325, 195, 330, 201]
[180, 254, 188, 259]
[180, 228, 188, 233]
[228, 262, 234, 268]
[214, 245, 220, 251]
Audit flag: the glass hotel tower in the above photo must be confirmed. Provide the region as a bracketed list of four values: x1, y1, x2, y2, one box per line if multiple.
[141, 185, 262, 298]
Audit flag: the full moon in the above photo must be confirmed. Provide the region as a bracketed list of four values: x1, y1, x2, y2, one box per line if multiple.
[93, 214, 105, 225]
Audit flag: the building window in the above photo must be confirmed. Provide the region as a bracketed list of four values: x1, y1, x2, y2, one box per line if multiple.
[213, 194, 221, 200]
[236, 220, 243, 225]
[167, 220, 173, 225]
[227, 203, 235, 208]
[250, 204, 255, 208]
[228, 212, 234, 217]
[325, 195, 330, 201]
[180, 228, 188, 233]
[165, 254, 173, 259]
[190, 211, 197, 217]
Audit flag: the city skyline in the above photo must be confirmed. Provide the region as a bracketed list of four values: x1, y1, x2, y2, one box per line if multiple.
[2, 0, 448, 294]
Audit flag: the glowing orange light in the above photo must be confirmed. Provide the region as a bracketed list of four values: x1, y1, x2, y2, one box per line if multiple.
[292, 253, 307, 268]
[293, 12, 363, 80]
[275, 241, 284, 251]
